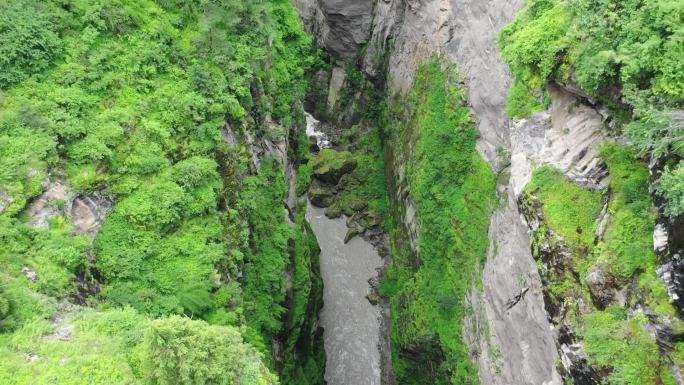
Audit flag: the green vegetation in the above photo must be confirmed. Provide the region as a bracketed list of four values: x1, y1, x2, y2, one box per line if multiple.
[582, 307, 663, 385]
[499, 0, 684, 212]
[658, 163, 684, 217]
[280, 212, 325, 385]
[295, 161, 314, 196]
[599, 144, 660, 280]
[0, 0, 324, 384]
[505, 80, 548, 120]
[500, 0, 683, 112]
[96, 157, 224, 316]
[525, 166, 603, 249]
[382, 61, 497, 385]
[145, 315, 274, 385]
[524, 143, 678, 383]
[0, 1, 64, 88]
[240, 158, 292, 337]
[0, 308, 147, 385]
[0, 308, 276, 385]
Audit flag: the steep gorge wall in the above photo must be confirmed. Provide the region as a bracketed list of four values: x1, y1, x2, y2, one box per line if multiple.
[294, 1, 561, 383]
[293, 1, 682, 384]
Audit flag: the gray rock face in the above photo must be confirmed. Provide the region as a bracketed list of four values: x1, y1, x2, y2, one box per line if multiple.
[464, 191, 563, 385]
[657, 254, 684, 314]
[654, 223, 669, 253]
[71, 193, 114, 237]
[586, 262, 617, 309]
[293, 0, 373, 61]
[0, 191, 13, 214]
[510, 84, 609, 196]
[446, 0, 527, 166]
[319, 0, 374, 61]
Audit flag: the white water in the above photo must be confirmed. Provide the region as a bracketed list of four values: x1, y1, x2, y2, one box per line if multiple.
[305, 112, 332, 149]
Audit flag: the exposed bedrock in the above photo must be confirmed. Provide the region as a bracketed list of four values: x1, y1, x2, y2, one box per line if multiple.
[292, 0, 374, 61]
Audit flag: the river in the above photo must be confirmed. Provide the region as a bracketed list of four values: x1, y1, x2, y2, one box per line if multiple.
[304, 113, 383, 385]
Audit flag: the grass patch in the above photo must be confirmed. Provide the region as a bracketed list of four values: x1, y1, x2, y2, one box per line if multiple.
[506, 79, 548, 120]
[583, 307, 662, 385]
[526, 166, 603, 250]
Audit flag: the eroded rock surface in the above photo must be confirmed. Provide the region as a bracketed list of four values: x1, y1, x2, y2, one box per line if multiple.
[293, 0, 373, 61]
[510, 84, 609, 195]
[24, 178, 113, 237]
[71, 193, 114, 236]
[26, 181, 72, 229]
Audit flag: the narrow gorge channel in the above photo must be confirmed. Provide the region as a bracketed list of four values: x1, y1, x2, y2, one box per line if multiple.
[303, 113, 386, 385]
[306, 202, 383, 385]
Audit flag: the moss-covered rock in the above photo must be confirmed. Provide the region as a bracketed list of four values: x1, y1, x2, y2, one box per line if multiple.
[308, 182, 336, 208]
[344, 223, 365, 244]
[312, 149, 357, 184]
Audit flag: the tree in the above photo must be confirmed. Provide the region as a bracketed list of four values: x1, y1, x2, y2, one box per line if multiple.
[144, 316, 273, 385]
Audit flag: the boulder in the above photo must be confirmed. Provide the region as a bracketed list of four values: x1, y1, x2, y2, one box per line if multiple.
[312, 149, 357, 184]
[586, 262, 616, 308]
[325, 203, 343, 218]
[0, 191, 13, 214]
[366, 292, 379, 306]
[308, 183, 336, 207]
[349, 197, 368, 211]
[71, 193, 114, 236]
[344, 223, 365, 243]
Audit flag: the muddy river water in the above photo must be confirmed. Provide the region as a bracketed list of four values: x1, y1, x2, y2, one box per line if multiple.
[306, 202, 383, 385]
[304, 113, 383, 385]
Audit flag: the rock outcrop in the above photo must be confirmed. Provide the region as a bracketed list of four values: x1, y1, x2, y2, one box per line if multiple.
[24, 179, 113, 237]
[293, 0, 373, 61]
[312, 149, 357, 184]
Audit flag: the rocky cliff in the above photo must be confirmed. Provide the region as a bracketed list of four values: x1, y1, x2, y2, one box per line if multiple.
[293, 0, 683, 384]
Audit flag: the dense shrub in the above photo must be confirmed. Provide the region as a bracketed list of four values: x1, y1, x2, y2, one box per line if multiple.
[0, 1, 319, 384]
[658, 162, 684, 217]
[144, 316, 273, 385]
[524, 143, 677, 382]
[0, 1, 64, 88]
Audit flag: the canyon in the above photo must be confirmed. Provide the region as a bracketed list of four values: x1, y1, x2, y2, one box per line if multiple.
[1, 1, 681, 384]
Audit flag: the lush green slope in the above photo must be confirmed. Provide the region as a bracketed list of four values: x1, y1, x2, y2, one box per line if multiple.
[0, 0, 323, 384]
[521, 145, 681, 384]
[381, 61, 497, 385]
